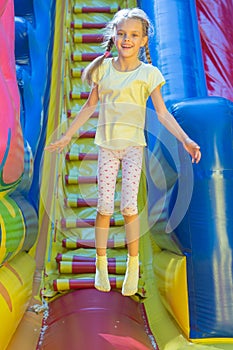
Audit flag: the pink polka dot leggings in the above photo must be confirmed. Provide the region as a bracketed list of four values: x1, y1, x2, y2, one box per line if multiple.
[97, 146, 143, 216]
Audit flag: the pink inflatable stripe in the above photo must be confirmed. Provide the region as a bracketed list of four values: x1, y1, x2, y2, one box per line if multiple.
[0, 0, 24, 186]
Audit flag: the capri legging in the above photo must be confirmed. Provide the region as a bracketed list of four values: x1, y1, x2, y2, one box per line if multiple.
[97, 146, 143, 216]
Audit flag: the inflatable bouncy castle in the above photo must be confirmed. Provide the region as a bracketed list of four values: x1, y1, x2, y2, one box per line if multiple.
[0, 0, 233, 349]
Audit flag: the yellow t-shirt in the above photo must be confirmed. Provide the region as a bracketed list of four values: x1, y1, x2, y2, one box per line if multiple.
[92, 58, 165, 150]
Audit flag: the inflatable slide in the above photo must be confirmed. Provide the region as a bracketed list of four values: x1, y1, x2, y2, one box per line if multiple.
[0, 0, 233, 349]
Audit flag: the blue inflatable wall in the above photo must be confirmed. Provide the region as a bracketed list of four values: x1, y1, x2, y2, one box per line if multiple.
[139, 0, 233, 341]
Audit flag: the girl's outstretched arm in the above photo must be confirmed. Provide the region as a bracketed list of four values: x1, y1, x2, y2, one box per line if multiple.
[45, 84, 99, 152]
[151, 86, 201, 163]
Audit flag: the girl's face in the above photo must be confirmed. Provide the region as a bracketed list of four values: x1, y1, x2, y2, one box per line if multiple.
[113, 18, 148, 60]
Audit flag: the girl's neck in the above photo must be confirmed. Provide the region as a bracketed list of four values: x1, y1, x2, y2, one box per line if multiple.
[113, 57, 141, 72]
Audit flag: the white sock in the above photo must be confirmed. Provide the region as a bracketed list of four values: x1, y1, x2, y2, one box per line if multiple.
[94, 254, 111, 292]
[122, 255, 139, 296]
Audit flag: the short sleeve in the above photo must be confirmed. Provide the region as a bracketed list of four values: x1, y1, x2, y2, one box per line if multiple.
[91, 66, 99, 84]
[91, 58, 110, 84]
[148, 66, 165, 94]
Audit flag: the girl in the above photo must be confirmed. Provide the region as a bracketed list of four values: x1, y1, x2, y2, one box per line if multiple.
[46, 8, 201, 296]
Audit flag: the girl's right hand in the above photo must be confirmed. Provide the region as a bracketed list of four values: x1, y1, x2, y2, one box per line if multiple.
[45, 134, 72, 153]
[183, 137, 201, 163]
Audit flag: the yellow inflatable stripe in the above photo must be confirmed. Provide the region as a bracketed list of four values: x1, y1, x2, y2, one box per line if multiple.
[59, 262, 72, 274]
[191, 337, 233, 344]
[56, 279, 70, 290]
[115, 276, 124, 289]
[0, 215, 6, 261]
[115, 262, 126, 274]
[153, 251, 190, 337]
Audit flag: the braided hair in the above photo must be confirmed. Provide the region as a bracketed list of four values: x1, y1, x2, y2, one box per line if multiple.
[82, 8, 153, 85]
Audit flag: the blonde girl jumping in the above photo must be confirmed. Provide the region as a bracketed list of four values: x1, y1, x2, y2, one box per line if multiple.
[46, 8, 201, 296]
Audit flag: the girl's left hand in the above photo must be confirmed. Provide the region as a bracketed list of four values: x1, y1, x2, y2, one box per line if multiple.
[183, 138, 201, 163]
[45, 134, 72, 153]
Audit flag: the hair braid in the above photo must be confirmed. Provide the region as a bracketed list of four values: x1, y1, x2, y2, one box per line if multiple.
[144, 41, 152, 64]
[82, 38, 115, 85]
[106, 37, 114, 53]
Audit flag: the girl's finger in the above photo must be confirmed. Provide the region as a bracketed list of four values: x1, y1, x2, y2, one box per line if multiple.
[194, 149, 201, 163]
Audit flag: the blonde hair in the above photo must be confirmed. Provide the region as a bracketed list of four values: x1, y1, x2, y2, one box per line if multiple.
[82, 8, 153, 85]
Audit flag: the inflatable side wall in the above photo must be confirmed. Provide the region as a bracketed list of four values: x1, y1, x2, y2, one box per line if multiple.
[0, 0, 54, 348]
[0, 1, 36, 346]
[139, 0, 233, 342]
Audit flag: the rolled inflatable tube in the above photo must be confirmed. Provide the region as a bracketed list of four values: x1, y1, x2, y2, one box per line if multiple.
[170, 97, 233, 339]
